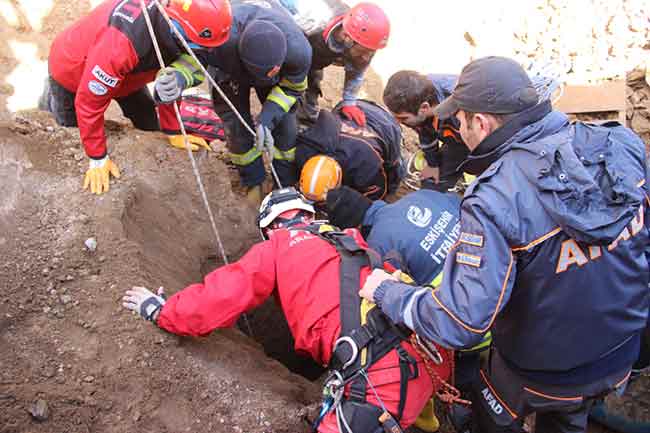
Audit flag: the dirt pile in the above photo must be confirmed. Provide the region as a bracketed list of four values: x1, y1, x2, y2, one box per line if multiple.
[0, 112, 319, 433]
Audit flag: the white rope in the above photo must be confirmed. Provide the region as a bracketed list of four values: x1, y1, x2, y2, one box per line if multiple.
[152, 0, 283, 188]
[139, 0, 253, 335]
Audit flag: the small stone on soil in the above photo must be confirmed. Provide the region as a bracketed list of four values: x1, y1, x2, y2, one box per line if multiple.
[28, 399, 49, 421]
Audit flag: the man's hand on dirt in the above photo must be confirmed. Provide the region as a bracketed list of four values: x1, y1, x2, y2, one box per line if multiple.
[83, 156, 121, 195]
[359, 269, 398, 303]
[123, 286, 166, 322]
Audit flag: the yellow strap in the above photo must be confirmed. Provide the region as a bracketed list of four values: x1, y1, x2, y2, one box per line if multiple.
[267, 86, 297, 112]
[461, 331, 492, 352]
[272, 146, 296, 161]
[360, 299, 376, 366]
[229, 147, 262, 166]
[430, 271, 443, 288]
[279, 76, 308, 92]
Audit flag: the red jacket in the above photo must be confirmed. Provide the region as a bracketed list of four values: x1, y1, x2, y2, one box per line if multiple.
[157, 226, 453, 426]
[48, 0, 180, 159]
[158, 227, 366, 364]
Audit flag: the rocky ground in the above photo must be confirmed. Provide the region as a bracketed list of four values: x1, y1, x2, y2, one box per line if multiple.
[0, 1, 649, 433]
[0, 111, 321, 433]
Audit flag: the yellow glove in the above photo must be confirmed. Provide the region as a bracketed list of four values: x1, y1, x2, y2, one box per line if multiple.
[415, 399, 440, 432]
[168, 134, 212, 152]
[83, 156, 121, 195]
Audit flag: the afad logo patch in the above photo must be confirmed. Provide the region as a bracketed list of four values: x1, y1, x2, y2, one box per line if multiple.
[92, 65, 119, 88]
[481, 388, 504, 415]
[88, 80, 108, 96]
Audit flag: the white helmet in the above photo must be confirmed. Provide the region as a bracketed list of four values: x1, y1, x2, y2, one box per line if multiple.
[258, 187, 315, 239]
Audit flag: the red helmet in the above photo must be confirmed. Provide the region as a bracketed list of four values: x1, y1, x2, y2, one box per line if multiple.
[166, 0, 232, 48]
[342, 3, 390, 51]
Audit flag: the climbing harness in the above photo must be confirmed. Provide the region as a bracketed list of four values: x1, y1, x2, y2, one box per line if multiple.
[139, 0, 253, 335]
[150, 0, 283, 187]
[306, 226, 418, 432]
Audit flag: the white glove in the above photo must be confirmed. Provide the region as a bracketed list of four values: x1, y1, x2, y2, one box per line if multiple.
[123, 286, 166, 322]
[255, 123, 274, 153]
[155, 68, 185, 103]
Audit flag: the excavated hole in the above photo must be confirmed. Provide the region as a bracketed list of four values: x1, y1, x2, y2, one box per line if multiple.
[201, 258, 326, 381]
[122, 181, 325, 380]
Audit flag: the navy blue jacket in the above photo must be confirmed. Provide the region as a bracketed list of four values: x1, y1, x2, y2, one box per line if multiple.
[364, 190, 461, 286]
[417, 74, 468, 169]
[376, 102, 650, 381]
[205, 0, 311, 128]
[295, 100, 405, 199]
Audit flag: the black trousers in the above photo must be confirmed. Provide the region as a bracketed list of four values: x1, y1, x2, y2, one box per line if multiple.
[41, 76, 160, 131]
[472, 350, 631, 433]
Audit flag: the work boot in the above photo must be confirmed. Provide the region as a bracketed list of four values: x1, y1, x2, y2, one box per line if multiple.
[246, 184, 263, 206]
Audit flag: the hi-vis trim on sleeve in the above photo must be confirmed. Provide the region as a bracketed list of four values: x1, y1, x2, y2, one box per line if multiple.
[279, 76, 308, 92]
[459, 232, 484, 247]
[169, 54, 205, 87]
[267, 86, 297, 112]
[456, 252, 481, 268]
[230, 147, 262, 166]
[272, 146, 296, 161]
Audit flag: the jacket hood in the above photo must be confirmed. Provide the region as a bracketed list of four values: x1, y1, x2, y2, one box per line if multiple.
[509, 113, 645, 245]
[427, 74, 457, 105]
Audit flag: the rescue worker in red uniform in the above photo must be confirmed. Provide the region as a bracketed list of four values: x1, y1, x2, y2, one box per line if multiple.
[41, 0, 232, 195]
[122, 187, 452, 433]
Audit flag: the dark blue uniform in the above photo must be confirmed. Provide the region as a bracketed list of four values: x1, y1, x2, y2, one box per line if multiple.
[206, 0, 312, 187]
[363, 190, 461, 286]
[375, 101, 650, 433]
[295, 100, 404, 200]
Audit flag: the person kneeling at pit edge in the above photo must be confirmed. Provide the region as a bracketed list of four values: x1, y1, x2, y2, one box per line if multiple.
[326, 185, 491, 432]
[295, 99, 405, 203]
[41, 0, 233, 195]
[123, 187, 452, 433]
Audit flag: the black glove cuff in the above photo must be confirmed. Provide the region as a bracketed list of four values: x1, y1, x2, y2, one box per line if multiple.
[140, 298, 164, 322]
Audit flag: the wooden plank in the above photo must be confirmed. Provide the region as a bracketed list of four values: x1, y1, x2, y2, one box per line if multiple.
[554, 80, 626, 114]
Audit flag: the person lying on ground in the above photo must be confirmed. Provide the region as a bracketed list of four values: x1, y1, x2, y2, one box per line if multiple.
[295, 100, 405, 202]
[123, 187, 452, 433]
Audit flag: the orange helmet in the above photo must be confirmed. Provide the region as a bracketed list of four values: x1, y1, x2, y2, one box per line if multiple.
[166, 0, 232, 48]
[299, 155, 343, 202]
[342, 3, 390, 51]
